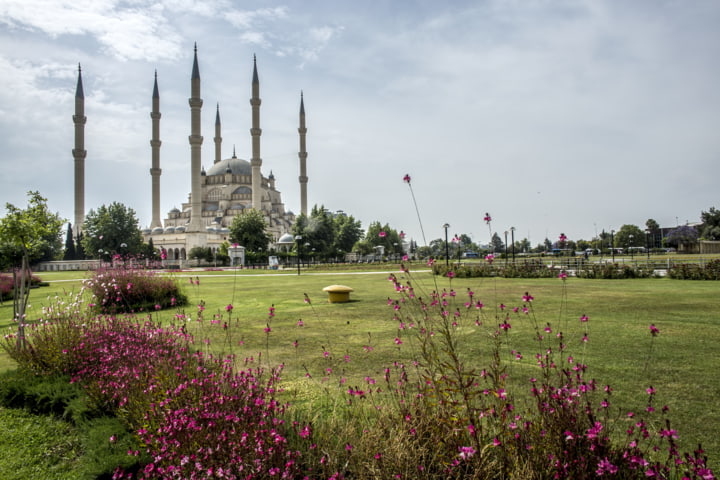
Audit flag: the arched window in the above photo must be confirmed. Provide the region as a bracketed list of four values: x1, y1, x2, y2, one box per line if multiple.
[208, 188, 223, 202]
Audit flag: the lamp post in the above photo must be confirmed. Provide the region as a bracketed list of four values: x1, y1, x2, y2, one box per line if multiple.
[510, 227, 516, 264]
[629, 234, 634, 259]
[443, 223, 450, 267]
[504, 231, 508, 265]
[611, 230, 615, 262]
[294, 235, 302, 275]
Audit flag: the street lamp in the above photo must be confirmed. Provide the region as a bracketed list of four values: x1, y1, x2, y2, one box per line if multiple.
[611, 230, 615, 262]
[510, 227, 516, 264]
[645, 229, 651, 261]
[504, 231, 508, 264]
[294, 235, 302, 275]
[629, 234, 634, 259]
[443, 223, 450, 267]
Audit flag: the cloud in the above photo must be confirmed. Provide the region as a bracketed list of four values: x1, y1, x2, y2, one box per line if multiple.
[0, 0, 183, 61]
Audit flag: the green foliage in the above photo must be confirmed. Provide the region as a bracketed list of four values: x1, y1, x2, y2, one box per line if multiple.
[0, 191, 64, 269]
[188, 246, 214, 263]
[0, 370, 144, 479]
[576, 263, 655, 279]
[81, 202, 144, 258]
[668, 259, 720, 280]
[84, 266, 188, 314]
[364, 220, 403, 254]
[229, 209, 271, 252]
[0, 405, 82, 480]
[293, 205, 364, 260]
[0, 273, 43, 302]
[613, 224, 645, 248]
[434, 260, 559, 278]
[700, 207, 720, 240]
[63, 223, 77, 260]
[332, 211, 363, 254]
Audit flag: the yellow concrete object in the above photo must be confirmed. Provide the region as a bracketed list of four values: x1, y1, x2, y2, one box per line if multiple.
[323, 285, 354, 303]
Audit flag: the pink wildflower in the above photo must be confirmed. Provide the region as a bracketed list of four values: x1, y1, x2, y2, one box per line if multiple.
[458, 446, 476, 459]
[225, 303, 233, 312]
[403, 174, 411, 183]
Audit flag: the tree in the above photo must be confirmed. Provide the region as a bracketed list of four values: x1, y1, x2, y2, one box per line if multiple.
[229, 209, 270, 252]
[365, 221, 403, 256]
[645, 219, 661, 249]
[664, 225, 698, 249]
[82, 202, 144, 259]
[0, 191, 65, 347]
[63, 223, 76, 260]
[75, 231, 86, 259]
[490, 232, 504, 253]
[700, 207, 720, 240]
[613, 224, 644, 249]
[332, 213, 363, 256]
[302, 206, 335, 256]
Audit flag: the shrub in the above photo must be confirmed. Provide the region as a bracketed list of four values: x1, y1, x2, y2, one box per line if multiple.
[668, 259, 720, 280]
[0, 272, 43, 301]
[83, 266, 188, 313]
[1, 290, 90, 375]
[576, 263, 654, 279]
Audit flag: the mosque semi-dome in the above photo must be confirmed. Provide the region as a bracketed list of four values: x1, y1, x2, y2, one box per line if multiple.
[206, 156, 252, 176]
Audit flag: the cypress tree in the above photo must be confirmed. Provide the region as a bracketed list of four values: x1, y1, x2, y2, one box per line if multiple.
[63, 223, 76, 260]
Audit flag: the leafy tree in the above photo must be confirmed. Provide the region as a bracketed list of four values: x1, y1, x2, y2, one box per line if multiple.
[292, 206, 365, 261]
[645, 219, 661, 248]
[543, 238, 552, 252]
[664, 225, 698, 249]
[0, 191, 65, 347]
[490, 232, 504, 253]
[188, 246, 214, 263]
[63, 223, 77, 260]
[302, 206, 335, 256]
[145, 237, 159, 260]
[75, 231, 86, 259]
[82, 202, 144, 259]
[332, 213, 363, 255]
[229, 209, 270, 252]
[365, 221, 403, 255]
[700, 207, 720, 240]
[613, 224, 644, 249]
[515, 238, 531, 254]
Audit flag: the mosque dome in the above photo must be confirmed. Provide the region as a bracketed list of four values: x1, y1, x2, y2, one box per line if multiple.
[207, 156, 251, 176]
[278, 233, 295, 244]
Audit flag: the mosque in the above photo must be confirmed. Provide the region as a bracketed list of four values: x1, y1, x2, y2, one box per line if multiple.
[72, 45, 307, 261]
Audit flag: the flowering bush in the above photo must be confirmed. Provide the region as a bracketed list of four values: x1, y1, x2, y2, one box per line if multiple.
[668, 259, 720, 280]
[83, 266, 188, 313]
[0, 272, 44, 301]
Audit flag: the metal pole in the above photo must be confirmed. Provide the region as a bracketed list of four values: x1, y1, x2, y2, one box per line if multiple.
[443, 223, 450, 267]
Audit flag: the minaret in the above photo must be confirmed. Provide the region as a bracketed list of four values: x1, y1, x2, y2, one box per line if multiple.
[187, 43, 204, 232]
[214, 103, 222, 164]
[298, 91, 308, 217]
[72, 64, 87, 236]
[149, 71, 162, 229]
[250, 55, 263, 211]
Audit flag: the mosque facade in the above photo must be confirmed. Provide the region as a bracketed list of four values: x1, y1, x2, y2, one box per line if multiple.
[73, 46, 308, 261]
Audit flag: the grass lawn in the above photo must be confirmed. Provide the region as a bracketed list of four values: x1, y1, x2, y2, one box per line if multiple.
[1, 264, 719, 466]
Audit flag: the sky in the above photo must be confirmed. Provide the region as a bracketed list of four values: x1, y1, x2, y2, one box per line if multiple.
[1, 0, 719, 248]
